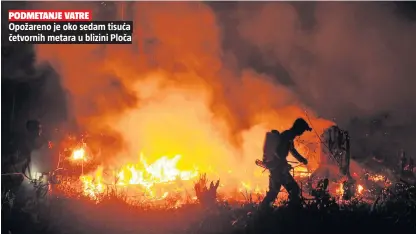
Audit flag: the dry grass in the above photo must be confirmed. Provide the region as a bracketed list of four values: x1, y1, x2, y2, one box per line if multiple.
[2, 177, 416, 234]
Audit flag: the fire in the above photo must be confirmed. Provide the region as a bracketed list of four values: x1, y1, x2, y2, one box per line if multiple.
[78, 153, 199, 201]
[70, 147, 312, 203]
[368, 174, 385, 182]
[335, 182, 364, 197]
[116, 154, 198, 188]
[56, 133, 319, 205]
[336, 182, 344, 195]
[357, 184, 364, 194]
[291, 165, 311, 178]
[239, 181, 262, 194]
[80, 167, 104, 199]
[71, 147, 87, 161]
[36, 1, 334, 207]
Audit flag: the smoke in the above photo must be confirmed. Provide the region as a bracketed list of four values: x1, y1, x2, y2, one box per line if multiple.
[234, 2, 416, 120]
[32, 1, 334, 189]
[217, 2, 416, 161]
[31, 2, 416, 168]
[2, 2, 68, 137]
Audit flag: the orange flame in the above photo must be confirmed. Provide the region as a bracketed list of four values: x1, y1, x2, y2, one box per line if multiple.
[335, 182, 364, 197]
[80, 167, 104, 199]
[357, 184, 364, 194]
[71, 148, 87, 161]
[116, 154, 198, 187]
[78, 153, 199, 202]
[336, 182, 344, 195]
[62, 137, 316, 204]
[369, 174, 385, 182]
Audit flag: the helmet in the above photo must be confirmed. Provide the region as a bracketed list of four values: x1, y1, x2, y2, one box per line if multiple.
[293, 118, 312, 132]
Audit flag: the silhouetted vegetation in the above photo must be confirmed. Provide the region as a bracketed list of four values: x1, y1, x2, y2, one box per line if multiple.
[2, 177, 415, 234]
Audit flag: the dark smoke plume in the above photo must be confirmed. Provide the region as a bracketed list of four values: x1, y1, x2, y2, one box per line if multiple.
[5, 2, 416, 169]
[213, 2, 416, 163]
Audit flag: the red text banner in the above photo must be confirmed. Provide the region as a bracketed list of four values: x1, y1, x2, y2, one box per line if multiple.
[9, 10, 93, 22]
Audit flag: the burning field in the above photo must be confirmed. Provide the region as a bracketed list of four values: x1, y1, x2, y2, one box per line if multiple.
[38, 125, 400, 213]
[29, 1, 336, 207]
[51, 132, 316, 206]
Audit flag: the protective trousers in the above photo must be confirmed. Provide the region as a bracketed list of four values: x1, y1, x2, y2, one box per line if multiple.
[261, 169, 301, 207]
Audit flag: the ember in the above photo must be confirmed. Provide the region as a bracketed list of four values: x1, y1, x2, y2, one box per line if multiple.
[369, 174, 385, 182]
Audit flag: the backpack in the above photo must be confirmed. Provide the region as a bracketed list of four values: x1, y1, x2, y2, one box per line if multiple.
[262, 130, 281, 163]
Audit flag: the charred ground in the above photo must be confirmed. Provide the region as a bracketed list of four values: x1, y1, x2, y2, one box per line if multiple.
[3, 182, 416, 234]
